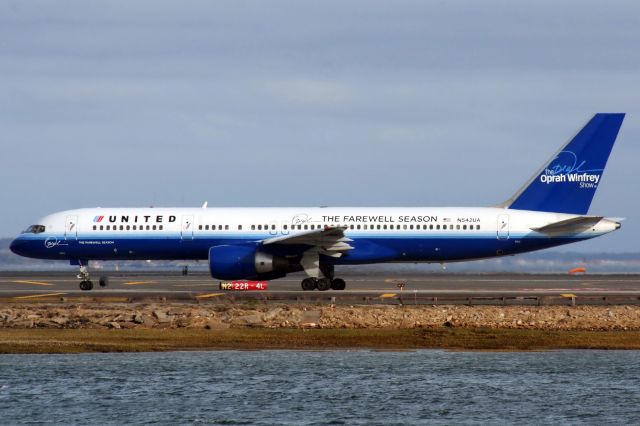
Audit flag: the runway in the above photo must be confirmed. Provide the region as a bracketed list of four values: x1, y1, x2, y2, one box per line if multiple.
[0, 271, 639, 305]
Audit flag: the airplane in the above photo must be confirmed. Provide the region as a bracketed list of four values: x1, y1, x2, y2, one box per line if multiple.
[10, 113, 625, 291]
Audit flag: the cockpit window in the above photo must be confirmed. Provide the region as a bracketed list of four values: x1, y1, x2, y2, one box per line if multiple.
[23, 225, 46, 234]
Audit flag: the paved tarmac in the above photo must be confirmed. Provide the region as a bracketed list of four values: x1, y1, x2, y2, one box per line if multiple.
[0, 271, 639, 305]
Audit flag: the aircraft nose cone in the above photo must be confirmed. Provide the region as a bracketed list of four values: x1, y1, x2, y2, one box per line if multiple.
[10, 238, 24, 255]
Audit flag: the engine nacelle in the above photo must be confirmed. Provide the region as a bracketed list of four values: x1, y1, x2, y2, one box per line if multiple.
[208, 245, 288, 280]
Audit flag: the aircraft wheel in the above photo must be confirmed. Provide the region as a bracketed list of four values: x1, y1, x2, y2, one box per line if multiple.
[79, 280, 93, 291]
[316, 278, 332, 291]
[331, 278, 346, 290]
[301, 277, 317, 291]
[99, 276, 109, 287]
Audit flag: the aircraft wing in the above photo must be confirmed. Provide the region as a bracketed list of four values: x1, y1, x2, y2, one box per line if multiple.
[262, 226, 353, 256]
[531, 216, 604, 234]
[261, 226, 354, 277]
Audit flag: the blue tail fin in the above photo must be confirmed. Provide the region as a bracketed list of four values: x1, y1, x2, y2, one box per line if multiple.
[505, 113, 625, 214]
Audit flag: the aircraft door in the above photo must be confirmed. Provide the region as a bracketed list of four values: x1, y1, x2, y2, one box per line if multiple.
[497, 214, 510, 240]
[181, 215, 194, 241]
[65, 215, 78, 240]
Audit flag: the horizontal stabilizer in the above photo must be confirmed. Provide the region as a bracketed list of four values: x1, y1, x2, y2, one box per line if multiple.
[531, 216, 603, 234]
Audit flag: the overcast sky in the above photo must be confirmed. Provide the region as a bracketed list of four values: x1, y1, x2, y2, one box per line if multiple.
[1, 1, 638, 252]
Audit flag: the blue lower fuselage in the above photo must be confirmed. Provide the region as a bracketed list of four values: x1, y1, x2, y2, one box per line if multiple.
[10, 232, 589, 264]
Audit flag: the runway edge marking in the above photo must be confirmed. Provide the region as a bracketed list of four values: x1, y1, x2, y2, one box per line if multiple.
[12, 280, 54, 286]
[195, 293, 225, 299]
[13, 292, 68, 300]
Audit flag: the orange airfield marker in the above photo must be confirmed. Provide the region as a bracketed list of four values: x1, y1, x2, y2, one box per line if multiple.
[568, 267, 587, 275]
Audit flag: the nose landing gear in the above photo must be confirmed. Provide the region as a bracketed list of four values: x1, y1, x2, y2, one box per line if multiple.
[77, 265, 93, 291]
[76, 264, 108, 291]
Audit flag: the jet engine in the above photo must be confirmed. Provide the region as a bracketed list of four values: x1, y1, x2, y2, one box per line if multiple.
[208, 245, 289, 280]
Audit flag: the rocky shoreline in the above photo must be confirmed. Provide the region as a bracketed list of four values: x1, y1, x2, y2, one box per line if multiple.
[2, 303, 640, 331]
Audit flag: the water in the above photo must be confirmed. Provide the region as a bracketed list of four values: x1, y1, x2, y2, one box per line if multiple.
[1, 350, 639, 425]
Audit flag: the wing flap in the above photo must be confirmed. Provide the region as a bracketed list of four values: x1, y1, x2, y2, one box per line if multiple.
[262, 226, 354, 255]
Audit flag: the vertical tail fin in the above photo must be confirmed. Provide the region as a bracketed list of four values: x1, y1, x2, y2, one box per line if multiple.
[504, 113, 625, 214]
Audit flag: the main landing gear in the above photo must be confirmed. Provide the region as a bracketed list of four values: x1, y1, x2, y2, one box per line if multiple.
[300, 277, 347, 291]
[76, 265, 109, 291]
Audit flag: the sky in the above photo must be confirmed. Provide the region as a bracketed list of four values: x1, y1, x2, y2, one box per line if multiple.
[1, 1, 639, 252]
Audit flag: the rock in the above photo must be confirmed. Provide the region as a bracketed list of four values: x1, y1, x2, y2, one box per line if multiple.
[301, 322, 320, 329]
[205, 321, 230, 330]
[301, 310, 321, 325]
[133, 313, 144, 324]
[107, 322, 121, 329]
[175, 318, 191, 328]
[153, 310, 171, 323]
[13, 319, 34, 328]
[516, 320, 523, 326]
[119, 322, 137, 329]
[236, 315, 263, 326]
[50, 317, 68, 326]
[263, 308, 283, 322]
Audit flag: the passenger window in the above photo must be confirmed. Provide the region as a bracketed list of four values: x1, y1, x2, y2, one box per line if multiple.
[463, 225, 467, 230]
[258, 225, 262, 230]
[225, 225, 229, 230]
[357, 225, 361, 230]
[218, 225, 223, 230]
[133, 225, 137, 230]
[363, 225, 368, 230]
[429, 224, 434, 230]
[93, 225, 96, 230]
[126, 225, 130, 230]
[304, 225, 308, 230]
[349, 224, 354, 230]
[383, 224, 387, 230]
[152, 225, 157, 230]
[377, 225, 381, 230]
[146, 225, 150, 230]
[298, 225, 302, 230]
[404, 225, 408, 230]
[456, 225, 460, 230]
[477, 225, 480, 230]
[436, 225, 440, 230]
[160, 225, 164, 230]
[251, 225, 255, 230]
[283, 224, 288, 230]
[100, 225, 104, 231]
[198, 225, 202, 230]
[106, 225, 111, 230]
[238, 225, 242, 230]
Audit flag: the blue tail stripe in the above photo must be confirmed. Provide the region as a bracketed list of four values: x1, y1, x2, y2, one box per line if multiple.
[508, 113, 624, 214]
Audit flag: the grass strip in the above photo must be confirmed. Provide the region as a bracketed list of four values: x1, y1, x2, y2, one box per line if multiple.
[1, 328, 640, 353]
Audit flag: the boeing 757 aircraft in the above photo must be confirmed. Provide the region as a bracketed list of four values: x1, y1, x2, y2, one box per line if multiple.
[10, 113, 625, 291]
